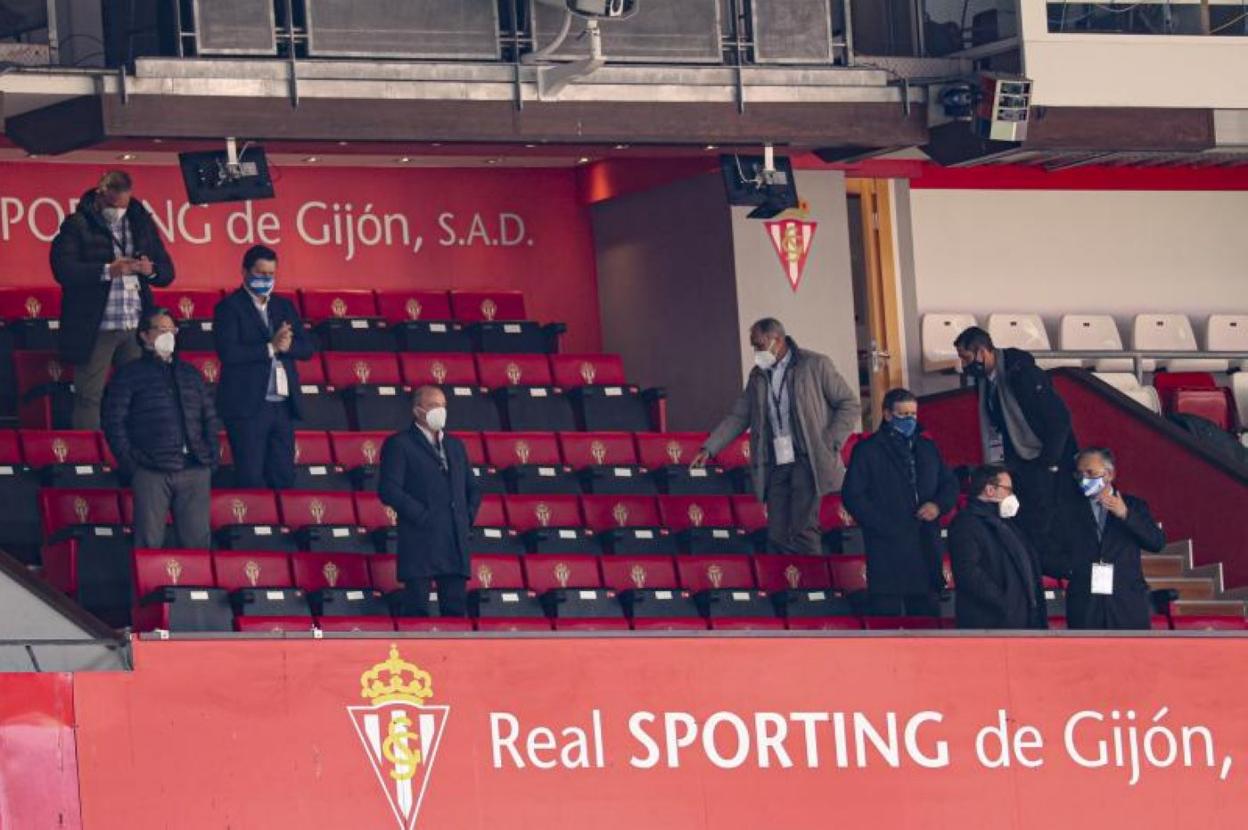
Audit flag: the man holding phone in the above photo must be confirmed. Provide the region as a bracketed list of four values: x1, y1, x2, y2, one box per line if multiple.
[214, 245, 315, 489]
[51, 171, 176, 429]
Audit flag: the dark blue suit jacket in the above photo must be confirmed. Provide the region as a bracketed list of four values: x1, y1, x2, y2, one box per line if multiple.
[379, 426, 482, 581]
[213, 288, 315, 420]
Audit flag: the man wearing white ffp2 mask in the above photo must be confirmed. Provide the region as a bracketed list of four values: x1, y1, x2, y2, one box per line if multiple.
[947, 464, 1047, 630]
[378, 385, 482, 620]
[693, 318, 860, 555]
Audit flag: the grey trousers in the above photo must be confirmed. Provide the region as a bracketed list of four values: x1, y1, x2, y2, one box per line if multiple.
[73, 329, 142, 429]
[765, 460, 822, 555]
[131, 465, 213, 549]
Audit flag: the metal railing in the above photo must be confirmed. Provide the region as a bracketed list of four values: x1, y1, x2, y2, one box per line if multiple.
[1031, 350, 1248, 384]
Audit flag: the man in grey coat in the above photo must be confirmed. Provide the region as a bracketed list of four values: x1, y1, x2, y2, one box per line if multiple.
[693, 318, 861, 554]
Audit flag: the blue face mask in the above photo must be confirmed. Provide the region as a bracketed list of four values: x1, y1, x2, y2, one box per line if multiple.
[246, 274, 275, 297]
[1080, 476, 1107, 499]
[891, 416, 918, 438]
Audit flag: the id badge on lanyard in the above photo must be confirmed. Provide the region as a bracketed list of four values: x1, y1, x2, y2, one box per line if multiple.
[274, 361, 290, 397]
[1091, 562, 1114, 596]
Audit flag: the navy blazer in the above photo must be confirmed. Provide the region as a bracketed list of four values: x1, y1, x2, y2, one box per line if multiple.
[213, 288, 315, 420]
[379, 426, 482, 581]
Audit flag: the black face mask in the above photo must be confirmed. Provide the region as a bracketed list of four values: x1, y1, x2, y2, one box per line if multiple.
[964, 360, 987, 379]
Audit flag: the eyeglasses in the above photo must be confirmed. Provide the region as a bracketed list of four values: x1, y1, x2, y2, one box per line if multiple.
[990, 483, 1014, 495]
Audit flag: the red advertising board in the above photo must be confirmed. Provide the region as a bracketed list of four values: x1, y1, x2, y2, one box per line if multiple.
[69, 636, 1248, 829]
[0, 672, 82, 830]
[0, 161, 602, 351]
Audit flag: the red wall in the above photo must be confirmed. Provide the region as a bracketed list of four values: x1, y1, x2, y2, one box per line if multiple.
[0, 672, 81, 829]
[0, 161, 603, 351]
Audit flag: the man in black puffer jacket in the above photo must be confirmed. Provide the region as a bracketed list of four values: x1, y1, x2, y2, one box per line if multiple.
[102, 309, 218, 549]
[51, 170, 175, 429]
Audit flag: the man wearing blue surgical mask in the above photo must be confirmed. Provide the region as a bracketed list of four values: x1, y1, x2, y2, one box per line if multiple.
[1056, 447, 1166, 630]
[842, 388, 959, 617]
[213, 245, 315, 488]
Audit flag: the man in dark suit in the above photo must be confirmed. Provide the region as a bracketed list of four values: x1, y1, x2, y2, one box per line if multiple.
[50, 170, 176, 429]
[955, 326, 1081, 578]
[1057, 447, 1166, 630]
[948, 464, 1047, 630]
[842, 388, 959, 617]
[379, 386, 482, 617]
[213, 245, 314, 489]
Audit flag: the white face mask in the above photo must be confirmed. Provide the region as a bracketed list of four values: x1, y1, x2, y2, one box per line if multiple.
[753, 345, 778, 371]
[998, 493, 1021, 519]
[152, 331, 176, 359]
[102, 206, 126, 223]
[422, 406, 448, 433]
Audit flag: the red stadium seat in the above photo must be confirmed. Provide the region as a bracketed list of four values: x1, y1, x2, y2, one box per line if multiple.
[178, 351, 223, 386]
[299, 289, 380, 322]
[368, 553, 402, 596]
[234, 616, 315, 633]
[483, 431, 562, 468]
[523, 554, 603, 592]
[280, 491, 373, 553]
[600, 555, 680, 592]
[828, 555, 869, 594]
[675, 555, 756, 592]
[1173, 387, 1237, 432]
[399, 352, 479, 386]
[581, 495, 661, 531]
[290, 551, 372, 592]
[316, 616, 396, 632]
[0, 430, 22, 463]
[658, 495, 735, 532]
[549, 354, 628, 388]
[819, 494, 849, 530]
[1152, 371, 1216, 413]
[730, 496, 769, 533]
[292, 431, 335, 466]
[753, 555, 833, 592]
[212, 550, 294, 591]
[1170, 615, 1248, 631]
[475, 494, 507, 528]
[468, 554, 526, 590]
[631, 618, 708, 631]
[450, 431, 487, 466]
[131, 547, 231, 633]
[787, 617, 863, 631]
[637, 432, 732, 495]
[14, 351, 74, 428]
[40, 488, 122, 537]
[1048, 616, 1068, 630]
[841, 432, 869, 467]
[862, 616, 944, 630]
[714, 433, 752, 469]
[299, 353, 329, 386]
[635, 432, 705, 469]
[375, 290, 453, 323]
[354, 492, 397, 533]
[21, 430, 103, 467]
[323, 352, 403, 388]
[450, 290, 526, 322]
[475, 354, 554, 388]
[503, 494, 583, 532]
[554, 618, 629, 631]
[710, 618, 785, 631]
[475, 619, 552, 632]
[0, 286, 60, 321]
[151, 289, 222, 322]
[210, 489, 292, 551]
[396, 617, 474, 632]
[559, 432, 639, 468]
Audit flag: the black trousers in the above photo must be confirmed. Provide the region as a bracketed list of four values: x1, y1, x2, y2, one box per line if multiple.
[225, 400, 295, 489]
[1009, 458, 1081, 579]
[400, 576, 469, 617]
[865, 592, 941, 617]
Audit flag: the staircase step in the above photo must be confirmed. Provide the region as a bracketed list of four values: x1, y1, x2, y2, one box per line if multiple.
[1142, 554, 1186, 578]
[1171, 599, 1248, 617]
[1147, 577, 1216, 600]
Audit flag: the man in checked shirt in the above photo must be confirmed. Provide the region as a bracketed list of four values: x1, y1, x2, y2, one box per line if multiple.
[51, 170, 176, 429]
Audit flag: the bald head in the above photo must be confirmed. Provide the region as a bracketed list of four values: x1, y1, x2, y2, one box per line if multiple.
[412, 385, 448, 432]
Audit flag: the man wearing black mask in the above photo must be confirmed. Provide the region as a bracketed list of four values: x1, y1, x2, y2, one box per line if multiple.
[954, 326, 1080, 578]
[842, 388, 959, 616]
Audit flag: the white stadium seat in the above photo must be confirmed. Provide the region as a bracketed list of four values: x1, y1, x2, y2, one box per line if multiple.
[1132, 313, 1227, 373]
[987, 313, 1076, 370]
[1232, 374, 1248, 432]
[1206, 314, 1248, 370]
[1059, 314, 1133, 372]
[1092, 373, 1162, 414]
[922, 313, 976, 373]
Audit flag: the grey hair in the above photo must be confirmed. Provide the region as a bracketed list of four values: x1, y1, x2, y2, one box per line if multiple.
[1075, 447, 1115, 471]
[750, 318, 785, 339]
